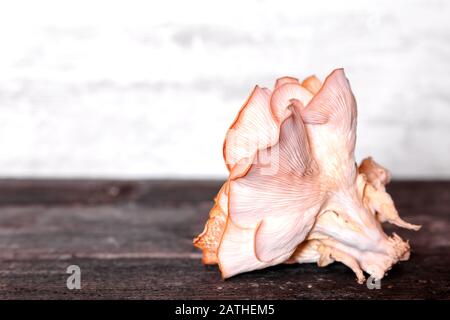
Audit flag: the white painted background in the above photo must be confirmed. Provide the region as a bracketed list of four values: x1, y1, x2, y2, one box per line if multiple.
[0, 0, 449, 179]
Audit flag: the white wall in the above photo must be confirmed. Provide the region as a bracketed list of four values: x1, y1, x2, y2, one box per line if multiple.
[0, 0, 449, 179]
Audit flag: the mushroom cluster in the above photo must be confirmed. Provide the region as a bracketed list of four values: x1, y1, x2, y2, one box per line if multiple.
[194, 69, 420, 283]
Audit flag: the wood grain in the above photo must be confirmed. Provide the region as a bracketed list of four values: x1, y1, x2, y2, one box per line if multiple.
[0, 180, 448, 299]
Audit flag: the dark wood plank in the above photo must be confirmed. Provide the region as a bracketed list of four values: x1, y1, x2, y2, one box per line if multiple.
[0, 179, 221, 206]
[0, 180, 448, 299]
[2, 251, 448, 300]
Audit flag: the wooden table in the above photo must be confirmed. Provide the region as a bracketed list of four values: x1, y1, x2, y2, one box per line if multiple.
[0, 180, 448, 299]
